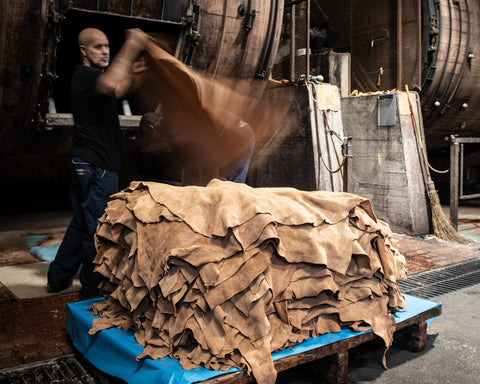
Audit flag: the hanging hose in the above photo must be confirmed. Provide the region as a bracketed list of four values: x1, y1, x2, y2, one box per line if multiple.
[322, 111, 345, 176]
[305, 80, 347, 175]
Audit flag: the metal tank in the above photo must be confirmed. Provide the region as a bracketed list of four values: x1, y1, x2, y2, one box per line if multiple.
[0, 0, 284, 155]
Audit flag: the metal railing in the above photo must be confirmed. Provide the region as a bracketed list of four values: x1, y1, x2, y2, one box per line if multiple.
[449, 135, 480, 228]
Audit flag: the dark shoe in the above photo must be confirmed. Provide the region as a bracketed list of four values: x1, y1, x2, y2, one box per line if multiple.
[47, 277, 73, 293]
[80, 287, 101, 299]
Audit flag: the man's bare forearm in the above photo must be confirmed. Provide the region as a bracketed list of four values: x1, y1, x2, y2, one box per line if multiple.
[96, 29, 146, 98]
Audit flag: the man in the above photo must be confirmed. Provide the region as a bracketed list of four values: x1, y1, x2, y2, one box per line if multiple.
[47, 28, 145, 297]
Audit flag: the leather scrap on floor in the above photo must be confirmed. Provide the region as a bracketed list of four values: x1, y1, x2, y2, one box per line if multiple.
[89, 179, 407, 384]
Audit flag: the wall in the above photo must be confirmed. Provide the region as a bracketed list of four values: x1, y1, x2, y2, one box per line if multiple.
[341, 91, 430, 234]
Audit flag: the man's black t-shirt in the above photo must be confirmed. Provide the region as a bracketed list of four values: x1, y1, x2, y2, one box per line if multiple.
[70, 65, 122, 171]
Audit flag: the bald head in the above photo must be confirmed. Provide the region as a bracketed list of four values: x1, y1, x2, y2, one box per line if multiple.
[78, 28, 110, 68]
[78, 28, 107, 46]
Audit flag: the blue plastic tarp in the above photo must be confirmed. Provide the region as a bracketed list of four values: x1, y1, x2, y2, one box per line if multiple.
[27, 235, 60, 262]
[67, 294, 441, 384]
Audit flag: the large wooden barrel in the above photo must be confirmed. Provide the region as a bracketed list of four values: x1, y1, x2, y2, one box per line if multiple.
[0, 0, 284, 155]
[420, 0, 480, 150]
[190, 0, 284, 79]
[308, 0, 480, 151]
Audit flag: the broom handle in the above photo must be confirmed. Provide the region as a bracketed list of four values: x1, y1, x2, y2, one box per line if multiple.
[405, 85, 432, 180]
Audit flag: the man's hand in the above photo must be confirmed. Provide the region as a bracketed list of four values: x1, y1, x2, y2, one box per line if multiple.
[125, 28, 147, 53]
[96, 29, 147, 98]
[132, 58, 148, 75]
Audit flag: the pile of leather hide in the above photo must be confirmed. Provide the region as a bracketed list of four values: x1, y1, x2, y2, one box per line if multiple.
[89, 179, 407, 383]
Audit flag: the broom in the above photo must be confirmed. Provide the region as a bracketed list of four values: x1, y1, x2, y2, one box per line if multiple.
[405, 85, 469, 243]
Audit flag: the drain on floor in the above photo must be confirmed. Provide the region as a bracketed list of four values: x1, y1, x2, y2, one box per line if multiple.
[0, 354, 125, 384]
[398, 257, 480, 299]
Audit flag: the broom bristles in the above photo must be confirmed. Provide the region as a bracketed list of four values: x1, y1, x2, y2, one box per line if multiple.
[403, 86, 469, 244]
[427, 189, 470, 244]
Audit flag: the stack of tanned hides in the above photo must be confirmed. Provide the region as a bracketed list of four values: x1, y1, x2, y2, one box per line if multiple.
[89, 179, 407, 383]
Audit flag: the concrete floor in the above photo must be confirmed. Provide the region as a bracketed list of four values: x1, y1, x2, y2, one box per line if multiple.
[349, 283, 480, 384]
[277, 283, 480, 384]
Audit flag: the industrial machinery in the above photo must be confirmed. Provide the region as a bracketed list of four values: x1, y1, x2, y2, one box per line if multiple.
[0, 0, 284, 155]
[0, 0, 478, 211]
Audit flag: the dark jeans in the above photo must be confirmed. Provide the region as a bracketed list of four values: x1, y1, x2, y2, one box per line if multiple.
[48, 157, 118, 297]
[226, 144, 254, 184]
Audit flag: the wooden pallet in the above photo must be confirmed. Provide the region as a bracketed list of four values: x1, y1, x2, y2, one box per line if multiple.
[68, 295, 442, 384]
[201, 303, 442, 384]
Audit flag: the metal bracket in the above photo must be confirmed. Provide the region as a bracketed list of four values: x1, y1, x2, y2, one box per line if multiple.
[238, 4, 257, 32]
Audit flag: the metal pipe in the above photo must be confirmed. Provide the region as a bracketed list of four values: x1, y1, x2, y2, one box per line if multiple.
[418, 0, 422, 85]
[290, 4, 296, 82]
[397, 0, 403, 90]
[459, 143, 464, 197]
[450, 135, 460, 228]
[255, 0, 278, 78]
[306, 0, 310, 80]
